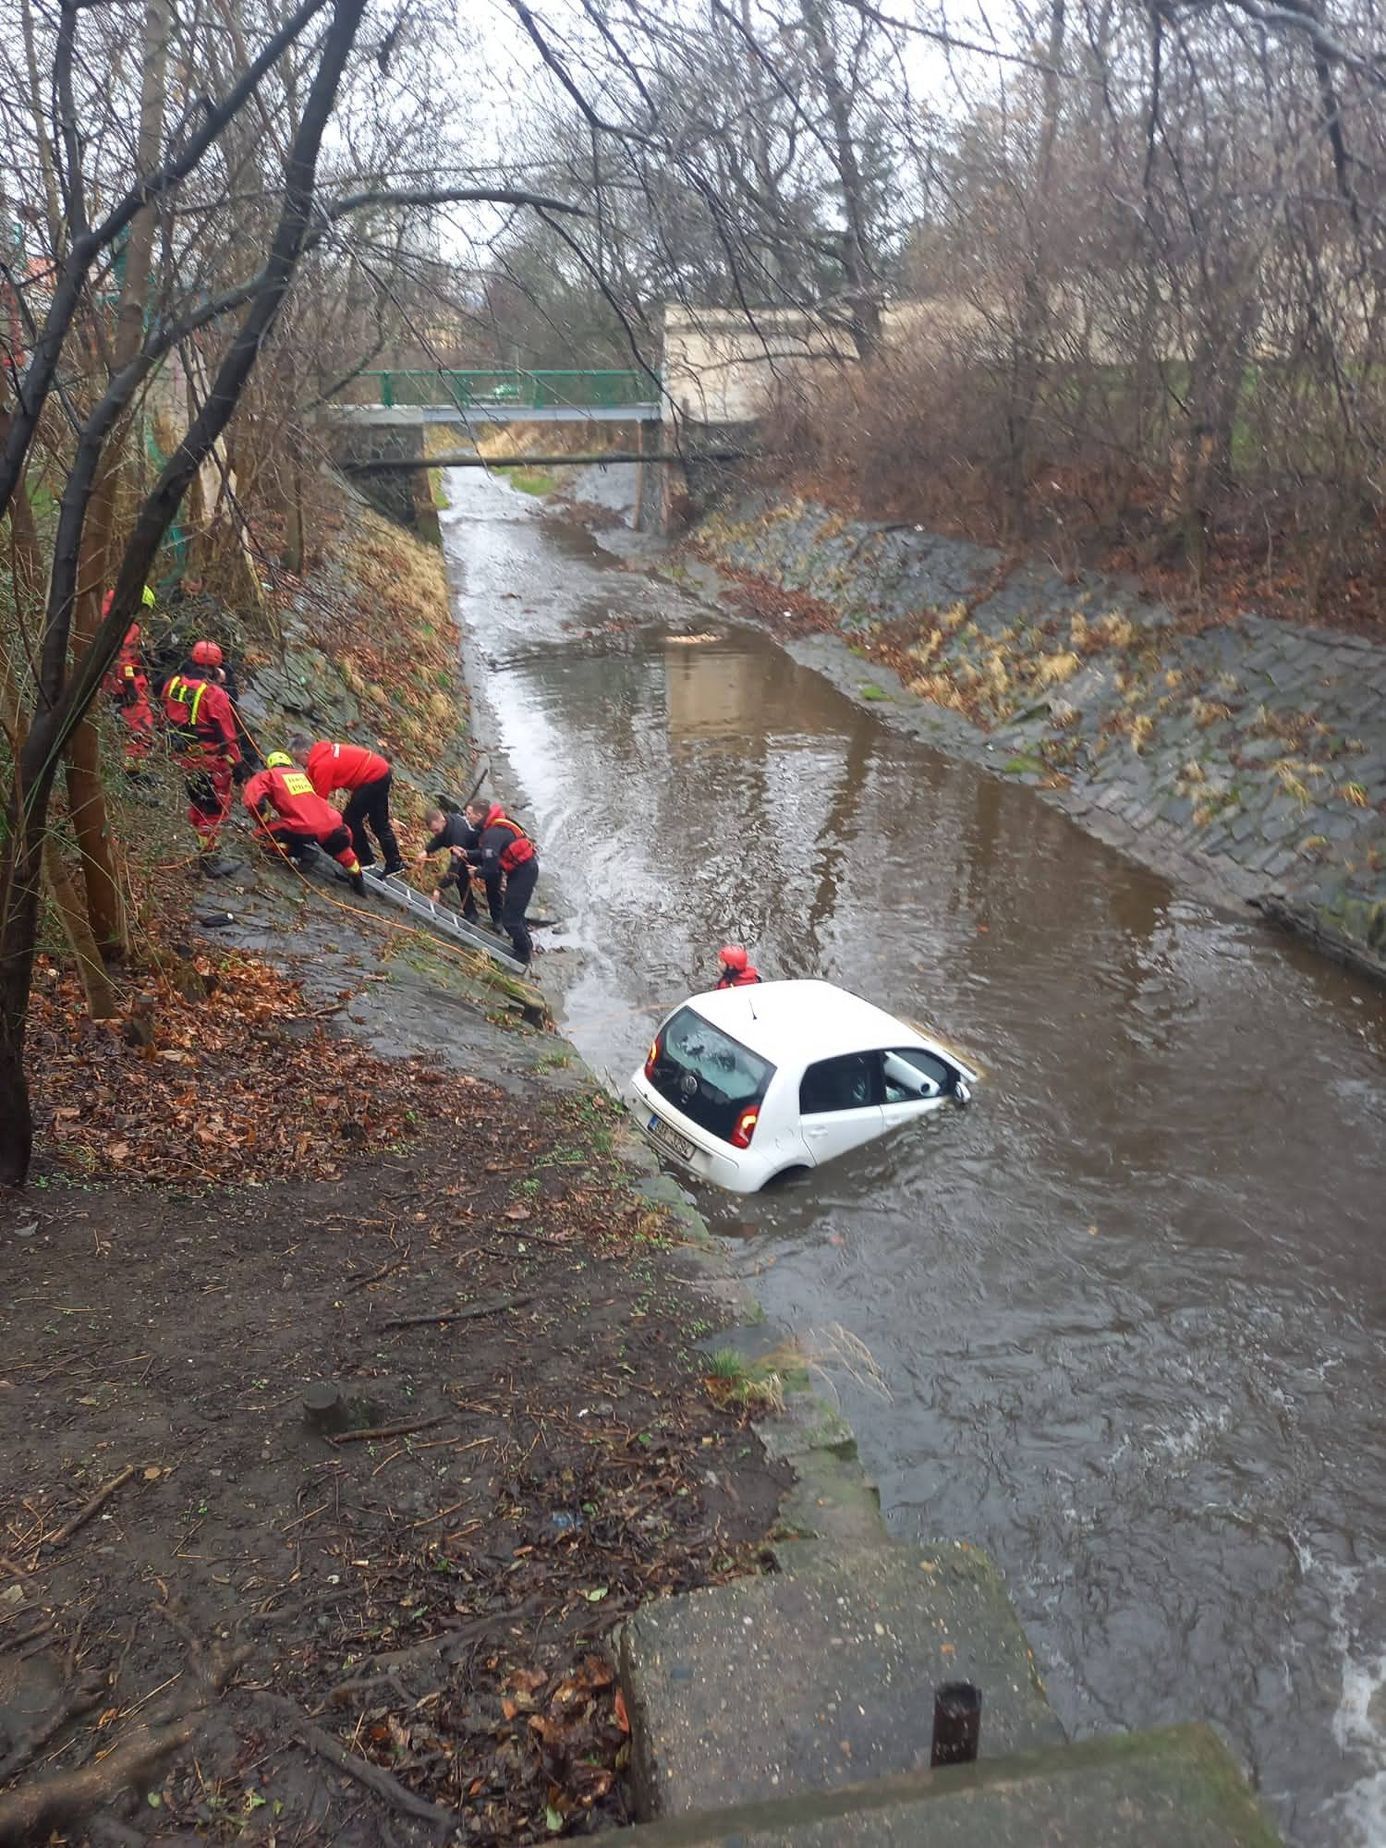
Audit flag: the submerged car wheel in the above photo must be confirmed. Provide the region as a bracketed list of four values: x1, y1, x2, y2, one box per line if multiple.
[762, 1165, 810, 1191]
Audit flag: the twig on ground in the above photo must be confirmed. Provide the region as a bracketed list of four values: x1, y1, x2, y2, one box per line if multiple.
[329, 1414, 447, 1447]
[378, 1291, 534, 1333]
[277, 1500, 330, 1535]
[408, 1501, 482, 1532]
[343, 1247, 410, 1293]
[4, 1618, 53, 1656]
[254, 1693, 455, 1836]
[43, 1465, 137, 1548]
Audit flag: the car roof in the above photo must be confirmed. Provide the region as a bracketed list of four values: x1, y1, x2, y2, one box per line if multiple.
[683, 980, 930, 1065]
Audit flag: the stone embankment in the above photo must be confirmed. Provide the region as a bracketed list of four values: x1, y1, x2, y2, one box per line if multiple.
[692, 498, 1386, 977]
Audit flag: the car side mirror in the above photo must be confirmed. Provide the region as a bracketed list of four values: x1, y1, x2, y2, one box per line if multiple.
[952, 1081, 971, 1109]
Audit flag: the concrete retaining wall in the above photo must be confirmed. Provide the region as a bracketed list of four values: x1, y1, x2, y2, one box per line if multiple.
[693, 497, 1386, 976]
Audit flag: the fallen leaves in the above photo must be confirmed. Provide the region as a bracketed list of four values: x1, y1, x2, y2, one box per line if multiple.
[28, 947, 499, 1188]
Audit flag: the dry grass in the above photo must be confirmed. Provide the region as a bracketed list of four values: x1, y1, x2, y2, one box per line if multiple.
[908, 672, 970, 712]
[1033, 650, 1081, 687]
[1191, 698, 1232, 727]
[1275, 762, 1313, 804]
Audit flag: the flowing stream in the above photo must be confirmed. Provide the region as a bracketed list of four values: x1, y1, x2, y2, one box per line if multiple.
[439, 469, 1386, 1845]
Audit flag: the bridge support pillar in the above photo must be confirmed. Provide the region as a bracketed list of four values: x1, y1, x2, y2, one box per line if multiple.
[633, 418, 667, 534]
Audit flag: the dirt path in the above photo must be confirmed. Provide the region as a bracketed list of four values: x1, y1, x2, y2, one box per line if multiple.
[1, 986, 783, 1844]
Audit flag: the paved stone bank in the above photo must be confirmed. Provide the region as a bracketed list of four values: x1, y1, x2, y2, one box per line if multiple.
[694, 498, 1386, 976]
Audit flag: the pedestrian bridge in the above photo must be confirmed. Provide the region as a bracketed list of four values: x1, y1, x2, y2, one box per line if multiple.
[328, 368, 661, 426]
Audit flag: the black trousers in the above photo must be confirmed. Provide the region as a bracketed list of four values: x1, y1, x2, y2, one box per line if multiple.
[501, 857, 538, 964]
[439, 866, 500, 926]
[342, 772, 400, 869]
[266, 821, 353, 864]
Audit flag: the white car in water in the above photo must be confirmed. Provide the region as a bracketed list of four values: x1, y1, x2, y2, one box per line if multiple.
[629, 979, 977, 1193]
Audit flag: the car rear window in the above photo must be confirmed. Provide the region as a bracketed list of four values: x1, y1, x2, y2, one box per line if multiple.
[648, 1007, 775, 1144]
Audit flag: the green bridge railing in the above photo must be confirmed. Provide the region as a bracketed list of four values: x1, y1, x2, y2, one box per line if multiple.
[358, 368, 654, 410]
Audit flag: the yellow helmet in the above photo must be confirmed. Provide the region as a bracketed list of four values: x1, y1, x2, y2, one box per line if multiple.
[266, 751, 293, 769]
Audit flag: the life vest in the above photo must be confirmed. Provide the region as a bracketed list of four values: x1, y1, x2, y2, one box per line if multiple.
[486, 807, 536, 873]
[162, 673, 210, 736]
[716, 967, 762, 989]
[162, 671, 238, 760]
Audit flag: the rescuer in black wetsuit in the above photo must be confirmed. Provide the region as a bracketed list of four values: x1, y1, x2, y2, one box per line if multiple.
[459, 799, 539, 965]
[413, 806, 496, 925]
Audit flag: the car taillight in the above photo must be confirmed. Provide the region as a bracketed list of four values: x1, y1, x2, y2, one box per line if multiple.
[730, 1106, 759, 1149]
[644, 1036, 661, 1080]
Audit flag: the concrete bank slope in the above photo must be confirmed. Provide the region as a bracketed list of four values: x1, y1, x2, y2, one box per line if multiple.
[692, 498, 1386, 978]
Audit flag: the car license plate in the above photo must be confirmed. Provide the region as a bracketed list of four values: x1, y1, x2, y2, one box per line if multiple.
[647, 1113, 695, 1163]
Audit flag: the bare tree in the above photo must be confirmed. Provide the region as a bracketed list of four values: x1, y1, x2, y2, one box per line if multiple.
[0, 0, 581, 1185]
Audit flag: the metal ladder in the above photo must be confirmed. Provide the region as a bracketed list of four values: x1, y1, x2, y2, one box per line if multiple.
[303, 847, 530, 974]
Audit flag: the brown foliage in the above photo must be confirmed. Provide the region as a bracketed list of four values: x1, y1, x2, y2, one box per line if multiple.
[26, 942, 480, 1188]
[757, 348, 1386, 634]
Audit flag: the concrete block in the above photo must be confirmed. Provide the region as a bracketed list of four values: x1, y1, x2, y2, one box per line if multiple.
[621, 1540, 1062, 1821]
[621, 1724, 1281, 1846]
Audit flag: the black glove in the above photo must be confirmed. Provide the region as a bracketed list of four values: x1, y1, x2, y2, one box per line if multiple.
[231, 759, 249, 786]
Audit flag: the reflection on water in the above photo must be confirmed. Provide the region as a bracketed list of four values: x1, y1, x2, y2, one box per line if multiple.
[440, 471, 1386, 1846]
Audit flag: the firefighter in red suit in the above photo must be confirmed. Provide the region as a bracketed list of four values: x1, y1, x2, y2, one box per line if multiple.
[243, 753, 366, 894]
[715, 945, 762, 988]
[101, 586, 157, 772]
[160, 640, 242, 850]
[289, 735, 403, 876]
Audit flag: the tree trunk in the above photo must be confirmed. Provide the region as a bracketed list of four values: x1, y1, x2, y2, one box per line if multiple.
[62, 729, 127, 959]
[0, 0, 368, 1183]
[5, 459, 44, 601]
[1005, 0, 1067, 536]
[1167, 309, 1253, 575]
[797, 0, 881, 362]
[0, 550, 118, 1022]
[63, 0, 171, 963]
[43, 843, 119, 1020]
[18, 0, 64, 255]
[0, 765, 53, 1186]
[282, 458, 305, 572]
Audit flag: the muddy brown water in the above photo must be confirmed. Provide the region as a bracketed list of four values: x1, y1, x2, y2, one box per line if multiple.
[439, 471, 1386, 1845]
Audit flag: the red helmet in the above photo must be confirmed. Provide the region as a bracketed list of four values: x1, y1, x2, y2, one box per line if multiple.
[190, 639, 223, 668]
[718, 944, 749, 972]
[124, 624, 141, 647]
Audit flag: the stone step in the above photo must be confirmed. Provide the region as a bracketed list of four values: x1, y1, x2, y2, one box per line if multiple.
[619, 1540, 1063, 1820]
[620, 1723, 1282, 1846]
